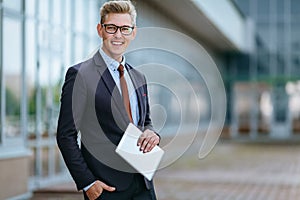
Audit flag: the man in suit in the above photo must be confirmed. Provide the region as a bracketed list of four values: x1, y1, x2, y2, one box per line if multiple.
[56, 1, 160, 199]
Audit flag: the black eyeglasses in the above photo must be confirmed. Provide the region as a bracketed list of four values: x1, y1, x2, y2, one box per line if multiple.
[102, 24, 134, 35]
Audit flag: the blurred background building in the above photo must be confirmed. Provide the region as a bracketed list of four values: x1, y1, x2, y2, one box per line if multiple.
[231, 0, 300, 140]
[0, 0, 299, 199]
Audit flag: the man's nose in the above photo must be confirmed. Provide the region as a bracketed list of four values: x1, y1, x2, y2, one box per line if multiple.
[114, 28, 123, 37]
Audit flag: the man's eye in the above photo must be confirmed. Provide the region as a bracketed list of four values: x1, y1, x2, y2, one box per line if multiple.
[107, 26, 117, 31]
[122, 27, 130, 31]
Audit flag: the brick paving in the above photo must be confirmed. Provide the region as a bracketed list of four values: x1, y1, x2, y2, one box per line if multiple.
[32, 140, 300, 200]
[154, 141, 300, 200]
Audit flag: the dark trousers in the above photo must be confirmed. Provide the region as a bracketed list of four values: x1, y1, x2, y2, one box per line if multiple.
[83, 174, 157, 200]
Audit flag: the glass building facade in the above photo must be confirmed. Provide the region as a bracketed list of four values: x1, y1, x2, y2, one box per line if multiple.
[0, 0, 104, 193]
[230, 0, 300, 139]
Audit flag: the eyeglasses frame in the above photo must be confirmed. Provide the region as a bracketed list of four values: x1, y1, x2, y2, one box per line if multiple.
[101, 24, 135, 35]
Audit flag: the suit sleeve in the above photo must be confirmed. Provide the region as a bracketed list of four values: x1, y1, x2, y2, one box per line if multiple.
[143, 79, 153, 131]
[142, 75, 161, 139]
[56, 67, 97, 190]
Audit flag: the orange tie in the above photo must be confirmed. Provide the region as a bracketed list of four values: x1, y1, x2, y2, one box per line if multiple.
[118, 64, 133, 123]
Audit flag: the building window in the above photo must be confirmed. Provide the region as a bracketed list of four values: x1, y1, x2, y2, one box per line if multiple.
[3, 0, 22, 12]
[3, 16, 22, 139]
[25, 0, 35, 17]
[291, 0, 300, 16]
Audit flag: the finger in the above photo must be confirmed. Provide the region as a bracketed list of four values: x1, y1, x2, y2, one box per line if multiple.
[143, 137, 156, 152]
[146, 134, 160, 152]
[88, 193, 100, 200]
[99, 182, 116, 192]
[140, 136, 150, 151]
[86, 181, 102, 200]
[153, 135, 159, 146]
[137, 133, 146, 146]
[86, 191, 101, 200]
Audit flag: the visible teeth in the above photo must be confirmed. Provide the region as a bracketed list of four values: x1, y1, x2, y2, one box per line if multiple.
[112, 42, 122, 45]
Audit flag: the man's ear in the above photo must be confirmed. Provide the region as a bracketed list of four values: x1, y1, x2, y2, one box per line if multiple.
[97, 23, 103, 38]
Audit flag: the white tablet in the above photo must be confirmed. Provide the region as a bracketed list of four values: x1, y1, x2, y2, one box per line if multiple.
[115, 123, 164, 180]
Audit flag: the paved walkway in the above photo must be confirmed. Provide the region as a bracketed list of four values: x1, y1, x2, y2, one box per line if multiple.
[155, 141, 300, 200]
[32, 140, 300, 200]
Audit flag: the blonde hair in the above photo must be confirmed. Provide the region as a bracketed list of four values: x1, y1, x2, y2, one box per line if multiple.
[100, 0, 137, 26]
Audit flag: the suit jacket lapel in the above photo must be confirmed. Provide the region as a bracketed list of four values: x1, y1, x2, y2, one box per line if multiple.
[125, 63, 145, 126]
[93, 52, 130, 124]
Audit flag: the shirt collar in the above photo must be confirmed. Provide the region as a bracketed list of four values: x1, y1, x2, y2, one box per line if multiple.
[99, 48, 126, 72]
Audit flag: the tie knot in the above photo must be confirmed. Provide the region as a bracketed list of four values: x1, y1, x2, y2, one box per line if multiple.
[118, 64, 125, 76]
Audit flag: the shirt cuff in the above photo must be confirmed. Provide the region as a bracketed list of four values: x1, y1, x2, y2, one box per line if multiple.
[83, 181, 96, 191]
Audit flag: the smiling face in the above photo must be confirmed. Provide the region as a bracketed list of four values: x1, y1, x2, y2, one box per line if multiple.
[97, 13, 136, 62]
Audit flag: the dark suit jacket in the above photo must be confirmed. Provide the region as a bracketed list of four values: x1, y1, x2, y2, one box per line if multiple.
[57, 51, 156, 191]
